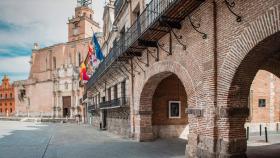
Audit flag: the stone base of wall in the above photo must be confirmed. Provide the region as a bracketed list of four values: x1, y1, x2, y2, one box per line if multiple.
[91, 115, 101, 128]
[152, 125, 189, 139]
[107, 118, 130, 138]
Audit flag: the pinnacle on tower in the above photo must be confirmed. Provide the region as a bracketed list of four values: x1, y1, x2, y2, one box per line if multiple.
[77, 0, 92, 7]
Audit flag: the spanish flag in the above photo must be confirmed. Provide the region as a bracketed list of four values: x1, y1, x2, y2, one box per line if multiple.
[80, 62, 89, 81]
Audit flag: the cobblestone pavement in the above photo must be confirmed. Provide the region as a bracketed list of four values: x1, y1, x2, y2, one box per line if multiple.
[0, 121, 279, 158]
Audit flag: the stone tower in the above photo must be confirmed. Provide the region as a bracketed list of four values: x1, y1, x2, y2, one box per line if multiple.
[68, 0, 100, 42]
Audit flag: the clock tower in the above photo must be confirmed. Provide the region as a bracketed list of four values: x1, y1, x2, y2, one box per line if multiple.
[68, 0, 100, 42]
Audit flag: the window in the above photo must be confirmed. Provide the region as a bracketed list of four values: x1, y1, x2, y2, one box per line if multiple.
[20, 89, 26, 98]
[169, 101, 181, 118]
[0, 94, 2, 98]
[0, 109, 2, 113]
[121, 80, 126, 98]
[78, 53, 81, 65]
[10, 108, 12, 113]
[5, 94, 7, 99]
[10, 93, 12, 98]
[107, 87, 111, 101]
[0, 103, 2, 106]
[114, 84, 118, 99]
[53, 57, 56, 69]
[258, 99, 266, 107]
[74, 23, 79, 28]
[10, 103, 12, 106]
[5, 103, 7, 106]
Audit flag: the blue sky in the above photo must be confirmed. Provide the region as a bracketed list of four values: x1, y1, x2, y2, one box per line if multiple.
[0, 0, 105, 82]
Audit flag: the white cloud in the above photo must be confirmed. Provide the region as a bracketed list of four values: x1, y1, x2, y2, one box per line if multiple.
[0, 56, 30, 73]
[0, 0, 105, 47]
[0, 0, 105, 81]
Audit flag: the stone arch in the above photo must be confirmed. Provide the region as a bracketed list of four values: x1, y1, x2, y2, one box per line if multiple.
[217, 4, 280, 157]
[134, 60, 198, 141]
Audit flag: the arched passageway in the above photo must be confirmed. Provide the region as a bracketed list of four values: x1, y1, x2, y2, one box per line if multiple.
[152, 74, 188, 139]
[136, 71, 190, 141]
[222, 32, 280, 157]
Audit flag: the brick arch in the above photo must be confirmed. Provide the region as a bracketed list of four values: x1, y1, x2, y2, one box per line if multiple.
[134, 60, 197, 141]
[217, 4, 280, 157]
[219, 4, 280, 108]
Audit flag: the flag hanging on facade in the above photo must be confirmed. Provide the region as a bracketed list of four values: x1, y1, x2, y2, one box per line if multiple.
[87, 42, 99, 71]
[80, 62, 89, 81]
[92, 33, 104, 61]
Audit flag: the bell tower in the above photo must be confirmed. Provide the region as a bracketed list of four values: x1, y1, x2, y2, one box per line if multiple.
[68, 0, 100, 42]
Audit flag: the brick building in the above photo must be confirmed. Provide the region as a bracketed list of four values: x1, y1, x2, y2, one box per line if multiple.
[0, 75, 15, 116]
[249, 70, 280, 123]
[83, 0, 280, 157]
[13, 1, 100, 119]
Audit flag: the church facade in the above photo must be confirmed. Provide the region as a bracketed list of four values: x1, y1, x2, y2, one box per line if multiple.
[14, 2, 100, 119]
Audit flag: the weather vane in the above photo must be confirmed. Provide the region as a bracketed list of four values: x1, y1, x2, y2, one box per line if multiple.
[77, 0, 92, 7]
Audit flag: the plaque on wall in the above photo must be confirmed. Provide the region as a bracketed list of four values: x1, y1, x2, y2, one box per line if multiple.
[169, 101, 181, 118]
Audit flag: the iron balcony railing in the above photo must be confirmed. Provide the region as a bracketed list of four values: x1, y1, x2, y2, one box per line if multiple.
[88, 104, 97, 111]
[114, 0, 124, 17]
[99, 97, 128, 109]
[86, 0, 179, 90]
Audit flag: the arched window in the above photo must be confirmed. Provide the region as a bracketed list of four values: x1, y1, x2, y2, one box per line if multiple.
[78, 53, 81, 65]
[53, 57, 56, 69]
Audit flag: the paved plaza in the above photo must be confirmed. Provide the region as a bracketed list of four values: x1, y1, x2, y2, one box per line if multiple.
[0, 121, 279, 158]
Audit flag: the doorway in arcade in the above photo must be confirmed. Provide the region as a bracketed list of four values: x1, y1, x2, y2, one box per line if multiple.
[63, 96, 71, 118]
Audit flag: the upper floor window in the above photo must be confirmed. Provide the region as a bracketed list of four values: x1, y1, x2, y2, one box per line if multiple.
[114, 84, 118, 99]
[258, 99, 266, 107]
[10, 93, 12, 98]
[121, 80, 126, 98]
[107, 87, 111, 101]
[0, 94, 2, 98]
[5, 94, 7, 99]
[53, 57, 56, 69]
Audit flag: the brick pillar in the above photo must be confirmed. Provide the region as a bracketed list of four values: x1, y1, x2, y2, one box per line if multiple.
[217, 107, 249, 158]
[135, 111, 154, 141]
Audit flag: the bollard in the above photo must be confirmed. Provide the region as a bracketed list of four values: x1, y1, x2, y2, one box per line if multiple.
[265, 127, 268, 143]
[247, 127, 249, 140]
[260, 124, 262, 136]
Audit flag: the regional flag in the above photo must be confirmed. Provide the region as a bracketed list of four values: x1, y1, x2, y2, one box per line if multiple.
[92, 33, 104, 61]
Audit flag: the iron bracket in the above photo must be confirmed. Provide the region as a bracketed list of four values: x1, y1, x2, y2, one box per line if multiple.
[224, 0, 242, 22]
[188, 15, 207, 39]
[147, 48, 158, 61]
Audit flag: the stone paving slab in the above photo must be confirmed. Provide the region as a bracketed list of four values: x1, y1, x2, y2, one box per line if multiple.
[0, 121, 280, 158]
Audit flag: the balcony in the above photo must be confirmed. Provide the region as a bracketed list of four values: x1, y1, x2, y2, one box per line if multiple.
[99, 97, 128, 109]
[114, 0, 124, 18]
[86, 0, 204, 91]
[88, 104, 97, 111]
